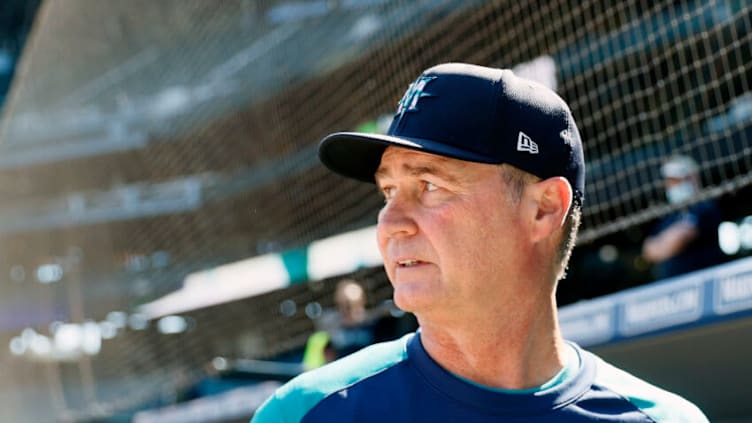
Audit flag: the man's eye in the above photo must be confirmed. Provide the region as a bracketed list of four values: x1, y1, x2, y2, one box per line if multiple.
[381, 186, 395, 200]
[425, 182, 438, 192]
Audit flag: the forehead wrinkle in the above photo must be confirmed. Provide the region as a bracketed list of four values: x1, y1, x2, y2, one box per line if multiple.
[375, 152, 463, 184]
[405, 164, 460, 184]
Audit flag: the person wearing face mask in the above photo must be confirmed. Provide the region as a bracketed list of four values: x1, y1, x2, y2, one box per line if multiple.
[642, 155, 725, 279]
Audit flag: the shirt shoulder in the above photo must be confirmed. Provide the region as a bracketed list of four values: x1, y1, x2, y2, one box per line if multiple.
[251, 333, 411, 423]
[591, 353, 709, 423]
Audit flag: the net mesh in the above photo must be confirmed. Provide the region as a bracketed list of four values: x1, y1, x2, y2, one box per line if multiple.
[0, 0, 750, 420]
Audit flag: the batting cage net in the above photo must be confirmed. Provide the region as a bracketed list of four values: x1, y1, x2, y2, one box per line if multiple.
[0, 0, 750, 421]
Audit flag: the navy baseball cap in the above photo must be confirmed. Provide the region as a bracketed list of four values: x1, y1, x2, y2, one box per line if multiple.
[318, 63, 586, 203]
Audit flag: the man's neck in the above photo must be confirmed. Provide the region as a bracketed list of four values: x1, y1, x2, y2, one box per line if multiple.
[417, 294, 567, 390]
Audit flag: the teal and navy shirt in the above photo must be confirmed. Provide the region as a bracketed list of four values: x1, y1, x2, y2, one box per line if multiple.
[252, 332, 708, 422]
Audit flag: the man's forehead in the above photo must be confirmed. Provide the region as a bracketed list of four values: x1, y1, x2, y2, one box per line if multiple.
[381, 145, 451, 160]
[376, 147, 458, 177]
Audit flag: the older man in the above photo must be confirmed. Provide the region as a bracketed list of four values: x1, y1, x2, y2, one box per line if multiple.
[252, 63, 708, 422]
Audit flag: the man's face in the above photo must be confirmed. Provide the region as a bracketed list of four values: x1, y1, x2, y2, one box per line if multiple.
[665, 176, 689, 189]
[335, 283, 366, 325]
[664, 175, 699, 205]
[375, 147, 528, 321]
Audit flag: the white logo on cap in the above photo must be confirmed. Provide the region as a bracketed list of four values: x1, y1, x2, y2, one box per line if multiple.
[517, 132, 539, 154]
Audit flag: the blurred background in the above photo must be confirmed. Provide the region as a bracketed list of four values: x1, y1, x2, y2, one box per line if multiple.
[0, 0, 750, 421]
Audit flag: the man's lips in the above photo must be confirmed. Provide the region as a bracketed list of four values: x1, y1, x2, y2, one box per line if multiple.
[394, 258, 429, 268]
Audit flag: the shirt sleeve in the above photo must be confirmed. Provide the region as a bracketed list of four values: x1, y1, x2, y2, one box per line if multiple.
[594, 356, 710, 422]
[251, 391, 288, 423]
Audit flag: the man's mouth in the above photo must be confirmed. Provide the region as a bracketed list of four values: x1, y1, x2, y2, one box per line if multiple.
[397, 259, 422, 267]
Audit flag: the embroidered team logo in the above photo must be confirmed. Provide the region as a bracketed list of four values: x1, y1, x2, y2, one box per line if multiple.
[517, 131, 539, 154]
[396, 76, 437, 118]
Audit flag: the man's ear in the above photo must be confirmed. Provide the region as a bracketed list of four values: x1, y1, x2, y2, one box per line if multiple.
[529, 177, 572, 243]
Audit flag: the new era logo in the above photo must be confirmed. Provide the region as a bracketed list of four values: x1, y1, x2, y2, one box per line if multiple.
[517, 132, 539, 154]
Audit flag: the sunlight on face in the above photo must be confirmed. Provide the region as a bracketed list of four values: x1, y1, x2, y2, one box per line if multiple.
[375, 147, 527, 321]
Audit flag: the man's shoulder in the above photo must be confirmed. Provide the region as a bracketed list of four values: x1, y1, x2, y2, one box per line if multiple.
[251, 334, 412, 423]
[291, 332, 410, 394]
[588, 352, 709, 422]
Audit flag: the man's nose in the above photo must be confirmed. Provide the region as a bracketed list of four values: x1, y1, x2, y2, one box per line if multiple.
[377, 194, 418, 239]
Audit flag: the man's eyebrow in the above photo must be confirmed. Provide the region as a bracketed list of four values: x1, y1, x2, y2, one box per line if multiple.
[375, 161, 461, 184]
[374, 167, 390, 183]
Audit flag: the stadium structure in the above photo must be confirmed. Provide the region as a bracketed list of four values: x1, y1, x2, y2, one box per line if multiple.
[0, 1, 750, 422]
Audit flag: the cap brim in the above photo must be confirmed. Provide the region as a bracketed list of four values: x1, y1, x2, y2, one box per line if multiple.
[318, 132, 495, 183]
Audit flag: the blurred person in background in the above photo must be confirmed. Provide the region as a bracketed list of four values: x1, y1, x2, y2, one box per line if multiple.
[252, 63, 708, 422]
[302, 279, 371, 370]
[642, 155, 725, 279]
[303, 279, 417, 370]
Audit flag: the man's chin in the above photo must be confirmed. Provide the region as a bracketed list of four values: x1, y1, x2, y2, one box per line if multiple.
[392, 295, 414, 313]
[392, 285, 432, 314]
